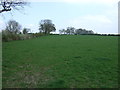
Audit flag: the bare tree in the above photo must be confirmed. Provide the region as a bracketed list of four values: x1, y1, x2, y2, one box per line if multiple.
[0, 0, 28, 13]
[6, 20, 21, 34]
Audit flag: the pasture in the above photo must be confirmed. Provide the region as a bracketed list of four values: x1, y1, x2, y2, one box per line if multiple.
[2, 35, 118, 88]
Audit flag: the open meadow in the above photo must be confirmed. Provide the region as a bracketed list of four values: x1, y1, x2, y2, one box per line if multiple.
[2, 35, 118, 88]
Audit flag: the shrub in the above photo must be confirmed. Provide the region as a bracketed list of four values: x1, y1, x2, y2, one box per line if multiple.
[2, 30, 33, 42]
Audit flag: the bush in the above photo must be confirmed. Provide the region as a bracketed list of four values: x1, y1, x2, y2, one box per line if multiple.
[2, 30, 13, 42]
[19, 34, 33, 40]
[2, 30, 48, 42]
[2, 30, 34, 42]
[32, 33, 45, 37]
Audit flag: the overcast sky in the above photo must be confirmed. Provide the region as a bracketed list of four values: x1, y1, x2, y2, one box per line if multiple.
[0, 0, 119, 34]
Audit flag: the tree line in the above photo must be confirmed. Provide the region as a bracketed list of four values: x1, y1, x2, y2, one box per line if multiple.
[2, 19, 56, 41]
[2, 19, 119, 42]
[59, 27, 94, 35]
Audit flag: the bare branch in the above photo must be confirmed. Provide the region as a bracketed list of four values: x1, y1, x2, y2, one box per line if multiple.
[0, 0, 28, 13]
[0, 8, 11, 13]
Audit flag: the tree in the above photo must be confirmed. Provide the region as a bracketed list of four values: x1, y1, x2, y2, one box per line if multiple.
[75, 28, 94, 35]
[88, 30, 94, 34]
[0, 0, 27, 13]
[75, 28, 82, 35]
[23, 28, 30, 34]
[6, 20, 21, 34]
[39, 19, 56, 34]
[66, 27, 75, 35]
[59, 29, 66, 34]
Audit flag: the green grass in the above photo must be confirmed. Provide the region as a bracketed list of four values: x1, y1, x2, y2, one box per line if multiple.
[2, 35, 118, 88]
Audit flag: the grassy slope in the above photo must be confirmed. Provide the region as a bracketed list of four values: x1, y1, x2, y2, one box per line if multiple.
[2, 35, 118, 88]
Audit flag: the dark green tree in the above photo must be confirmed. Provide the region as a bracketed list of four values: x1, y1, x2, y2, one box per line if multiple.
[66, 27, 75, 35]
[23, 28, 30, 34]
[75, 28, 94, 35]
[39, 19, 56, 34]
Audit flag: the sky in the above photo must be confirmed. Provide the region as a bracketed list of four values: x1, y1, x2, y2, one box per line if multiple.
[0, 0, 119, 34]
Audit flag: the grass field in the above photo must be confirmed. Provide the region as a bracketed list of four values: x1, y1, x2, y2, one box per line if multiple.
[2, 35, 118, 88]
